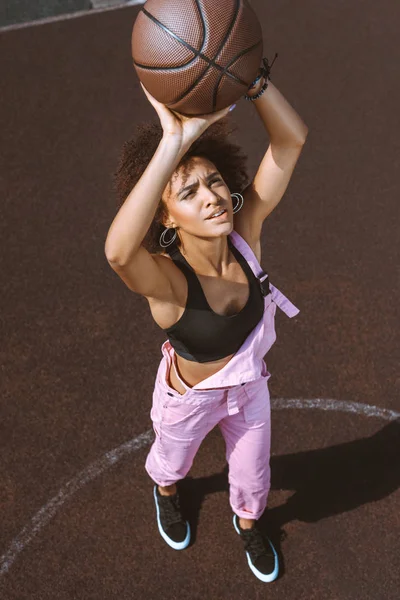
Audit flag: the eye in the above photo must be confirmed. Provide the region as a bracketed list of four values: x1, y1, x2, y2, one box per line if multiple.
[182, 177, 222, 199]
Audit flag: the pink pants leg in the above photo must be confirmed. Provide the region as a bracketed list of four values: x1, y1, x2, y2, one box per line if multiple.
[218, 378, 271, 520]
[145, 355, 272, 521]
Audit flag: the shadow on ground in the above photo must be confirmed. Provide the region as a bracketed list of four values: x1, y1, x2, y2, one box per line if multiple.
[177, 419, 400, 577]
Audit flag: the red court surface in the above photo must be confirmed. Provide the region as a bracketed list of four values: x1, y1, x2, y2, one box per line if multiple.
[1, 1, 399, 598]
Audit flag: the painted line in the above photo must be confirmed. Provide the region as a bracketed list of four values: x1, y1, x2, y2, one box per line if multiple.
[270, 398, 400, 422]
[1, 399, 399, 577]
[0, 1, 145, 33]
[0, 429, 154, 577]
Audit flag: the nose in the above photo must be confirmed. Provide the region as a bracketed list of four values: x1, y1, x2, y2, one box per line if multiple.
[205, 196, 223, 213]
[203, 183, 221, 202]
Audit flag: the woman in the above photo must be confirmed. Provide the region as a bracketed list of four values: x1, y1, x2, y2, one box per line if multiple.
[105, 57, 308, 583]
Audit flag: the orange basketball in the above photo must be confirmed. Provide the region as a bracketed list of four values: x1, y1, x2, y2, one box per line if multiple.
[131, 0, 263, 115]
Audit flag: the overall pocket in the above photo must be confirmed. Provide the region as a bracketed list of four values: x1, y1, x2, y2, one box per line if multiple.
[243, 371, 271, 423]
[162, 396, 203, 427]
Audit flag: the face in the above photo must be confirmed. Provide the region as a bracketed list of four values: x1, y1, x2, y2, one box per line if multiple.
[162, 156, 233, 238]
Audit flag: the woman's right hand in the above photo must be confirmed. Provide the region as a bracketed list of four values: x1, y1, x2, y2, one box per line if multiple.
[140, 83, 235, 153]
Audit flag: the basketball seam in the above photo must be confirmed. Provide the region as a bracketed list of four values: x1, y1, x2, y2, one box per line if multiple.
[212, 39, 263, 109]
[209, 0, 241, 110]
[136, 0, 256, 111]
[212, 0, 241, 63]
[195, 0, 207, 54]
[138, 7, 227, 74]
[169, 0, 242, 109]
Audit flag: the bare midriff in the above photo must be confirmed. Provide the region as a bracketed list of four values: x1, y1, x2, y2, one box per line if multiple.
[167, 351, 235, 395]
[158, 247, 250, 395]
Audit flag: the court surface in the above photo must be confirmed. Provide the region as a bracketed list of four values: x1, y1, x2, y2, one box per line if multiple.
[1, 1, 399, 598]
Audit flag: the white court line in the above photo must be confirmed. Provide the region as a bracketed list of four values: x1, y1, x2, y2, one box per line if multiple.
[0, 398, 399, 577]
[271, 398, 400, 421]
[0, 1, 145, 32]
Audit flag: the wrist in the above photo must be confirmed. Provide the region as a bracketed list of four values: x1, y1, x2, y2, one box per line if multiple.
[244, 54, 278, 101]
[158, 134, 186, 164]
[246, 75, 266, 98]
[161, 132, 184, 152]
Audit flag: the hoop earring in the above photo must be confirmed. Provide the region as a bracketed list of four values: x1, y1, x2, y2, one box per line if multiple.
[231, 192, 244, 213]
[159, 227, 177, 248]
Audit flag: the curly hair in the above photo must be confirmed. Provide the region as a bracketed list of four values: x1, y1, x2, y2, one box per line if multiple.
[112, 117, 249, 254]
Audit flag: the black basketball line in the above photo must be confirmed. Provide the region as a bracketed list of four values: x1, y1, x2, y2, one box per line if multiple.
[207, 0, 242, 110]
[167, 0, 243, 109]
[137, 2, 248, 108]
[136, 0, 257, 111]
[139, 8, 228, 77]
[213, 0, 241, 65]
[212, 39, 262, 111]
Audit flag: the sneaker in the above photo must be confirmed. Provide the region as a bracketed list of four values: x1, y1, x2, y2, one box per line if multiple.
[233, 514, 279, 582]
[153, 485, 191, 550]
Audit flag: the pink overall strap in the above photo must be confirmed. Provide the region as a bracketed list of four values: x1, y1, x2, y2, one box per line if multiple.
[229, 230, 300, 318]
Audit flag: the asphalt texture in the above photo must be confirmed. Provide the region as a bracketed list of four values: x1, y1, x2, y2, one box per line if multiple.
[1, 1, 399, 598]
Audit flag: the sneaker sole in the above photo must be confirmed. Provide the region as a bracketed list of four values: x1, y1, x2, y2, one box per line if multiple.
[233, 514, 279, 582]
[153, 485, 191, 550]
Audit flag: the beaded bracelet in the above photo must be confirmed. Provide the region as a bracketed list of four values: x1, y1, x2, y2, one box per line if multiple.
[244, 78, 269, 101]
[244, 53, 279, 101]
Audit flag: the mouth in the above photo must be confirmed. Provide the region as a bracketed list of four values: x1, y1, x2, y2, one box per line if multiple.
[206, 208, 228, 221]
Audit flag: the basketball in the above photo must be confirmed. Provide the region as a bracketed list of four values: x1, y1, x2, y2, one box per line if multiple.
[131, 0, 263, 115]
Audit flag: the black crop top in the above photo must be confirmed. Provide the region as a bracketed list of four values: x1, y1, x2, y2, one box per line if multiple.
[162, 236, 265, 362]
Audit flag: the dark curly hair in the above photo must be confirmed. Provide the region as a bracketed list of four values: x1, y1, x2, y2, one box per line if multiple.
[112, 117, 249, 254]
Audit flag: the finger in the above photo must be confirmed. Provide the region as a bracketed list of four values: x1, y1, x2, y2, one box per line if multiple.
[206, 103, 235, 124]
[140, 82, 151, 98]
[178, 105, 231, 122]
[140, 83, 155, 105]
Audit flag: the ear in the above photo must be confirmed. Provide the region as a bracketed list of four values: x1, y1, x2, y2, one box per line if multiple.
[161, 209, 175, 230]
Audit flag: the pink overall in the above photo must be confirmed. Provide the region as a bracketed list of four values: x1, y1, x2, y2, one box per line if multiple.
[145, 231, 299, 520]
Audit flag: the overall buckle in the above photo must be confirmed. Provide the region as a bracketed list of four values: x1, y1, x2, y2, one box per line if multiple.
[259, 273, 270, 297]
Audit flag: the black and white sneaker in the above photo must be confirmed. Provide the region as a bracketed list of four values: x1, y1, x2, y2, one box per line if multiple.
[153, 485, 191, 550]
[233, 514, 279, 582]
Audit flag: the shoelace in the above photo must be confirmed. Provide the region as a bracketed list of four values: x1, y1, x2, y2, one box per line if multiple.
[158, 493, 185, 527]
[241, 526, 272, 563]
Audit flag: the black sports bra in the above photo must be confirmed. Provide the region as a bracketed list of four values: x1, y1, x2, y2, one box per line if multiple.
[161, 236, 265, 362]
